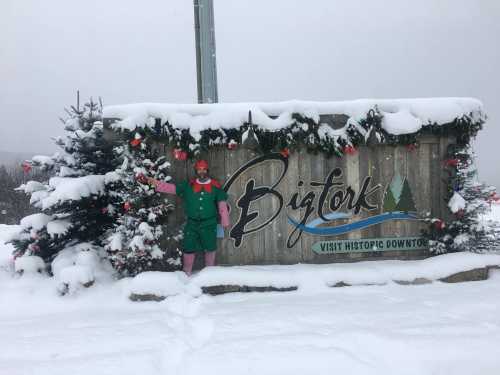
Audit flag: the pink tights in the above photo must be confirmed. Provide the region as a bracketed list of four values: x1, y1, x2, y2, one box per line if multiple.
[182, 252, 216, 276]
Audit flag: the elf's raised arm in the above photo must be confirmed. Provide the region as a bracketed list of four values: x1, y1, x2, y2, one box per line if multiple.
[155, 181, 176, 195]
[147, 177, 176, 195]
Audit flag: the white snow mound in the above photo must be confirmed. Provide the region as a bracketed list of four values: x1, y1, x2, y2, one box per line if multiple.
[58, 264, 95, 287]
[189, 252, 500, 291]
[129, 271, 188, 297]
[15, 255, 45, 274]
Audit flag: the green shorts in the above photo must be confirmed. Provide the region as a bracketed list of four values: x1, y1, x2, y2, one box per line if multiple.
[182, 217, 217, 253]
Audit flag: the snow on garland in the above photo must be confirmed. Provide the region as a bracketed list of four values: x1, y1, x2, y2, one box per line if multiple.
[104, 98, 497, 254]
[103, 98, 485, 159]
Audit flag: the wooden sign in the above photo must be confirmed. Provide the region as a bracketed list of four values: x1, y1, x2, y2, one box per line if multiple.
[156, 134, 452, 264]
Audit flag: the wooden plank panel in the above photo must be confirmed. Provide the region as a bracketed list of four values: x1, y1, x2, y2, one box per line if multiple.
[439, 136, 455, 222]
[348, 145, 378, 261]
[394, 145, 408, 237]
[219, 147, 242, 264]
[160, 146, 186, 240]
[406, 143, 430, 236]
[345, 151, 361, 241]
[210, 146, 227, 265]
[247, 148, 266, 265]
[379, 145, 396, 237]
[282, 149, 303, 263]
[261, 152, 294, 264]
[297, 148, 313, 262]
[224, 148, 266, 265]
[300, 150, 326, 263]
[311, 153, 341, 263]
[429, 143, 442, 219]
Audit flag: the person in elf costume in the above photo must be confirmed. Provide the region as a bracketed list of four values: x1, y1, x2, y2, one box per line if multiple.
[147, 159, 230, 276]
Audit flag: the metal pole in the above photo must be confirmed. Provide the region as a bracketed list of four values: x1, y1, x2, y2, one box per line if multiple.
[193, 0, 218, 103]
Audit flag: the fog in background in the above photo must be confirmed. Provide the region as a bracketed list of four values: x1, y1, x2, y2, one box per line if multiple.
[1, 0, 499, 188]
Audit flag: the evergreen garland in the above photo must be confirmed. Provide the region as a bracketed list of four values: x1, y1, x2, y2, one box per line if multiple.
[116, 108, 483, 160]
[111, 107, 493, 255]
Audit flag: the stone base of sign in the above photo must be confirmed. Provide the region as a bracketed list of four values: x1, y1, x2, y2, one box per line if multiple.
[394, 277, 432, 286]
[197, 265, 497, 295]
[128, 265, 500, 300]
[129, 293, 166, 302]
[438, 267, 490, 283]
[58, 280, 95, 296]
[201, 285, 298, 296]
[332, 281, 352, 287]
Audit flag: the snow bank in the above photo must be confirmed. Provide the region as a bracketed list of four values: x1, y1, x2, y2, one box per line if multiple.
[128, 271, 188, 298]
[51, 244, 101, 277]
[104, 97, 484, 135]
[189, 252, 500, 292]
[14, 255, 45, 274]
[0, 225, 19, 271]
[124, 253, 500, 298]
[51, 243, 113, 294]
[51, 248, 78, 278]
[58, 265, 94, 286]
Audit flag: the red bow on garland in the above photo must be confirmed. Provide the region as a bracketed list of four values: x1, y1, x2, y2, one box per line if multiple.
[190, 179, 221, 193]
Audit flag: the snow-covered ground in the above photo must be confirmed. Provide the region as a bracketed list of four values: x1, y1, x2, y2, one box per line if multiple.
[1, 205, 500, 375]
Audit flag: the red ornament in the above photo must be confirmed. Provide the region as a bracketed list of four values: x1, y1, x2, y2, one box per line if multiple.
[123, 202, 131, 211]
[101, 207, 109, 214]
[343, 145, 357, 155]
[130, 138, 141, 147]
[444, 158, 459, 167]
[433, 219, 445, 230]
[227, 141, 238, 150]
[173, 149, 188, 161]
[280, 148, 290, 158]
[406, 143, 418, 152]
[488, 192, 500, 203]
[135, 173, 148, 184]
[29, 244, 40, 252]
[21, 162, 32, 173]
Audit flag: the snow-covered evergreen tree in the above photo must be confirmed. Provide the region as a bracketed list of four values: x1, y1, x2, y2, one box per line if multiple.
[426, 145, 500, 253]
[104, 131, 182, 276]
[9, 98, 120, 263]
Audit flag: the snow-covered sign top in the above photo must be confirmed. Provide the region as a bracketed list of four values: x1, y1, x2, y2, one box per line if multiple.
[103, 97, 485, 137]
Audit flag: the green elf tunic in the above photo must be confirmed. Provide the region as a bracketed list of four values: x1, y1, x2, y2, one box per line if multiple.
[176, 178, 228, 253]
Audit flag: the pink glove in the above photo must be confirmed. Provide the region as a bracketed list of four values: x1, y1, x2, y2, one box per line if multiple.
[218, 201, 230, 227]
[155, 181, 176, 194]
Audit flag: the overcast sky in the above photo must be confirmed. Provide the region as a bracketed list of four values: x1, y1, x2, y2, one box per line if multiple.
[1, 0, 499, 187]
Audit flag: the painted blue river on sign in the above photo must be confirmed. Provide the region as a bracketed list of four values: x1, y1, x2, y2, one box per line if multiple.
[287, 211, 419, 236]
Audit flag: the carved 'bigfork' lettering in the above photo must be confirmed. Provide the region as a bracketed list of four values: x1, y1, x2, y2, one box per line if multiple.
[224, 153, 381, 248]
